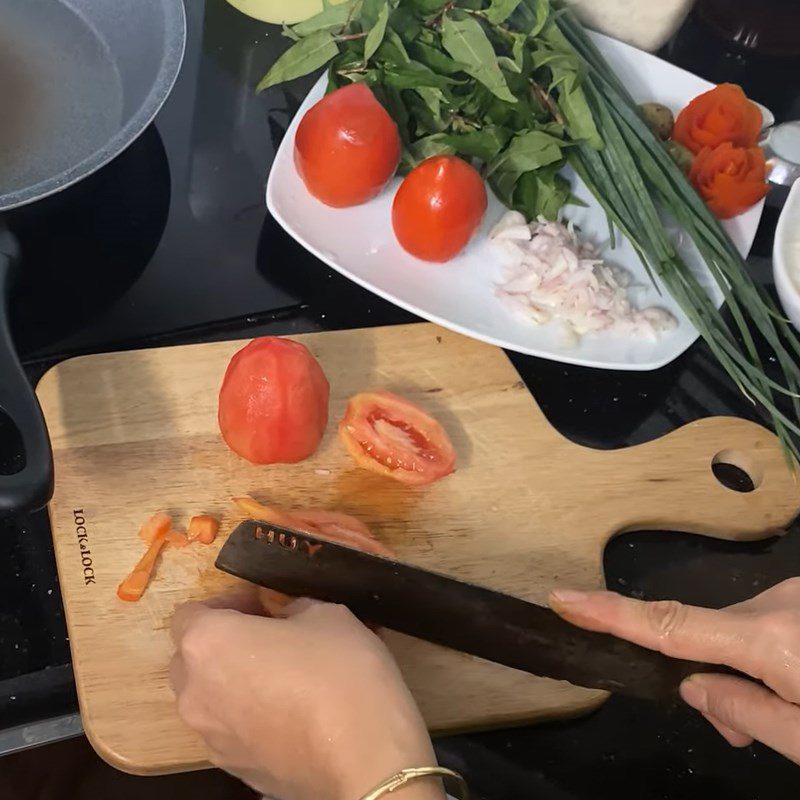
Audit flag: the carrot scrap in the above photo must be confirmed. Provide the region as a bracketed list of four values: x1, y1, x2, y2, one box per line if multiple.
[187, 515, 220, 545]
[139, 514, 190, 550]
[120, 511, 220, 603]
[117, 531, 170, 602]
[166, 529, 191, 548]
[138, 512, 172, 546]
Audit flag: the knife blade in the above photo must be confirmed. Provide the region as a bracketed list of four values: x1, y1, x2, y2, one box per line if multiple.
[216, 521, 729, 702]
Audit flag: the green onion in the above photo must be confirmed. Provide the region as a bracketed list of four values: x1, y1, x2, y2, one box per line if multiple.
[550, 3, 800, 462]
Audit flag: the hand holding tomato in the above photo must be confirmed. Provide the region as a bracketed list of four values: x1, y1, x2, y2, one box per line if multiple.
[171, 596, 443, 800]
[393, 156, 487, 263]
[295, 84, 402, 208]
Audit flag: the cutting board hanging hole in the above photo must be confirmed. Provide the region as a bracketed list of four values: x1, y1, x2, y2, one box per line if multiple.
[712, 449, 762, 493]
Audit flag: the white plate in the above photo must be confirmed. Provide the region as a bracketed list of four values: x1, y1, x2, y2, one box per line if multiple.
[267, 32, 766, 371]
[774, 180, 800, 333]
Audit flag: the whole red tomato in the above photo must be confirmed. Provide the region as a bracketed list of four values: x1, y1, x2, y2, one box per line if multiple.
[392, 155, 488, 262]
[218, 338, 329, 465]
[294, 84, 402, 208]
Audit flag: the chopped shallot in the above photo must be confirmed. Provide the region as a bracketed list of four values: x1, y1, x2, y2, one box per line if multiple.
[490, 211, 678, 345]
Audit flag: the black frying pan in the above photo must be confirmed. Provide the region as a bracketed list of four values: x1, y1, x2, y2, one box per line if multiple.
[0, 0, 186, 514]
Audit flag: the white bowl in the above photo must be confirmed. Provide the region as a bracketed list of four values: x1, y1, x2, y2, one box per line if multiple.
[563, 0, 695, 53]
[774, 181, 800, 332]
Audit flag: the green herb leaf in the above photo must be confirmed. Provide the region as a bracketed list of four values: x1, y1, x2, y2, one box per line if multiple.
[485, 0, 523, 24]
[514, 165, 570, 220]
[410, 41, 469, 74]
[558, 83, 603, 149]
[372, 84, 410, 141]
[452, 82, 496, 121]
[487, 130, 565, 176]
[409, 133, 455, 162]
[488, 168, 520, 208]
[281, 23, 300, 42]
[408, 0, 446, 12]
[257, 31, 340, 93]
[441, 14, 517, 104]
[538, 21, 600, 148]
[361, 0, 385, 28]
[292, 0, 360, 36]
[497, 56, 521, 74]
[407, 94, 450, 135]
[376, 28, 411, 63]
[411, 86, 449, 132]
[511, 32, 527, 70]
[383, 60, 460, 90]
[389, 6, 423, 42]
[541, 173, 573, 218]
[328, 45, 371, 90]
[443, 126, 513, 161]
[364, 1, 390, 61]
[531, 48, 581, 93]
[513, 0, 551, 36]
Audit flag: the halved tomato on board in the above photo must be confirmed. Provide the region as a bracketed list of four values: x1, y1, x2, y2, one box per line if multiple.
[338, 391, 456, 486]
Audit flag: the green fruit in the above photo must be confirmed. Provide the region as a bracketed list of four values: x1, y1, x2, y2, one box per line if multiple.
[665, 140, 695, 175]
[640, 102, 675, 141]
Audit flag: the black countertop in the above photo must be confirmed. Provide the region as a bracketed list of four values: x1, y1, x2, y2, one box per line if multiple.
[2, 1, 800, 796]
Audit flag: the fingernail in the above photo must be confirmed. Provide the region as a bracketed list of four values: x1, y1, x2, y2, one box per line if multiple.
[550, 589, 589, 605]
[680, 676, 709, 712]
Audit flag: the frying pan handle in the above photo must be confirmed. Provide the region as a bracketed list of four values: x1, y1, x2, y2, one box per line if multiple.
[0, 234, 54, 515]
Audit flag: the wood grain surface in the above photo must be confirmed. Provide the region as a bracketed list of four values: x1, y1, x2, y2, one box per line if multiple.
[39, 323, 800, 776]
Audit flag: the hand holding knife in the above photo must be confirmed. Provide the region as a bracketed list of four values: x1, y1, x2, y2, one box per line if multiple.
[216, 521, 743, 703]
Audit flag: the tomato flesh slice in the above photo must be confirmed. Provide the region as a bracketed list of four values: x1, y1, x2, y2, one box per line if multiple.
[339, 391, 456, 486]
[233, 496, 388, 557]
[231, 496, 392, 616]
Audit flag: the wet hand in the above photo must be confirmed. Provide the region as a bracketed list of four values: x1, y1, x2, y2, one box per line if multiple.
[170, 594, 444, 800]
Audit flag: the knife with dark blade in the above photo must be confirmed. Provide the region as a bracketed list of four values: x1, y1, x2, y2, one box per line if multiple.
[216, 521, 733, 703]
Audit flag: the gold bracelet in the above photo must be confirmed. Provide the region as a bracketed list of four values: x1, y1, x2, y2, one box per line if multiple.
[358, 766, 469, 800]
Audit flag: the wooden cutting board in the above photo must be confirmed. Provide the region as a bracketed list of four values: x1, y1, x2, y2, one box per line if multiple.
[40, 323, 799, 776]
